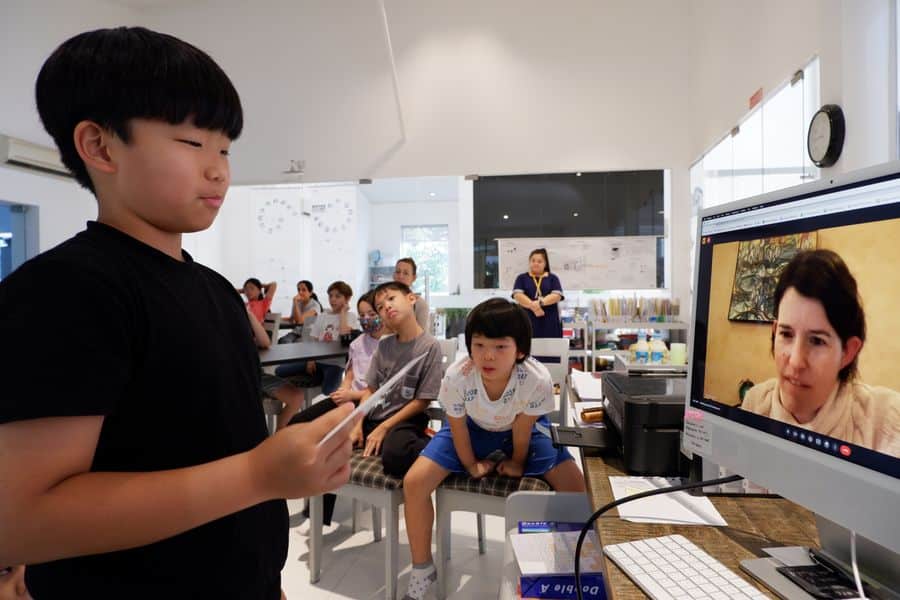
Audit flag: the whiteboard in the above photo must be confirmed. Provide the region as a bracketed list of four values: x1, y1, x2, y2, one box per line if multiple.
[498, 236, 658, 291]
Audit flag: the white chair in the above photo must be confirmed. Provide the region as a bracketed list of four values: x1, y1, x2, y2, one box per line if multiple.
[434, 474, 551, 599]
[531, 337, 570, 425]
[309, 453, 405, 599]
[437, 337, 459, 374]
[262, 312, 281, 345]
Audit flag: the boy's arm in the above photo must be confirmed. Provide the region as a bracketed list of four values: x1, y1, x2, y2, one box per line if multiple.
[446, 415, 493, 478]
[329, 366, 361, 404]
[247, 307, 271, 348]
[362, 398, 428, 457]
[497, 412, 539, 478]
[0, 406, 357, 566]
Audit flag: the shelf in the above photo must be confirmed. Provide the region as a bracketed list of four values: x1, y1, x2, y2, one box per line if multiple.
[593, 321, 688, 330]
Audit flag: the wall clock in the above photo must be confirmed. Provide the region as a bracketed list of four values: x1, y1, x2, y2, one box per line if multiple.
[256, 197, 299, 234]
[311, 196, 354, 236]
[807, 104, 845, 168]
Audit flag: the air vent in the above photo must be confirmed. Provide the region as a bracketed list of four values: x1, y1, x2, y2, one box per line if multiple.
[0, 134, 72, 178]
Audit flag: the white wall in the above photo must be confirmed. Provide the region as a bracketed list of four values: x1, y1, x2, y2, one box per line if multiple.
[185, 183, 368, 315]
[0, 0, 136, 253]
[0, 165, 96, 252]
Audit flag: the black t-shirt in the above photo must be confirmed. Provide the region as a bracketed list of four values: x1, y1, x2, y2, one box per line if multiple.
[0, 222, 287, 599]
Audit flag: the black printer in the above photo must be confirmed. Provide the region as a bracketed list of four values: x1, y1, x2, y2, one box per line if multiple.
[602, 372, 686, 476]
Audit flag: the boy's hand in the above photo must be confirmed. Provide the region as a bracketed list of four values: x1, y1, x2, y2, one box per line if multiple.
[329, 388, 354, 404]
[250, 403, 358, 499]
[362, 423, 388, 457]
[349, 420, 365, 449]
[496, 459, 524, 478]
[466, 460, 495, 480]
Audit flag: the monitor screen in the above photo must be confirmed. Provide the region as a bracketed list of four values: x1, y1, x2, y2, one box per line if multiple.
[686, 161, 900, 558]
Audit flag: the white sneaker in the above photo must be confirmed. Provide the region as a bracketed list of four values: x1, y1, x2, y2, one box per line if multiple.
[295, 519, 340, 536]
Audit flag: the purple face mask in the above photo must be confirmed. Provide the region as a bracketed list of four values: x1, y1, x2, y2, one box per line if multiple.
[360, 315, 382, 334]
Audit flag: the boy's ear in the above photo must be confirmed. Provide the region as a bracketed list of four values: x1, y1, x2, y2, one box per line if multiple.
[73, 120, 116, 175]
[407, 292, 417, 304]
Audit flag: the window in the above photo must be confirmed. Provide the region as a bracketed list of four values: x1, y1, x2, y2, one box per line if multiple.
[692, 58, 820, 212]
[472, 171, 665, 288]
[688, 58, 820, 301]
[401, 225, 449, 294]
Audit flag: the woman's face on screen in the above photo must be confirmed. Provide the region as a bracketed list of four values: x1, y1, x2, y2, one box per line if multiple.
[773, 287, 860, 422]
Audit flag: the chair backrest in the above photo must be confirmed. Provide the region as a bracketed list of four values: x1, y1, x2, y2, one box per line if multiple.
[530, 337, 569, 385]
[263, 312, 281, 345]
[437, 337, 459, 374]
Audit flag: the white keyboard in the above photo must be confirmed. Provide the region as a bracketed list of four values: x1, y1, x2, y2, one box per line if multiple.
[603, 534, 768, 600]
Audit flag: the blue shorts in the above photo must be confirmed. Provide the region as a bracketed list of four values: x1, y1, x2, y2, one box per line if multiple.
[420, 415, 573, 476]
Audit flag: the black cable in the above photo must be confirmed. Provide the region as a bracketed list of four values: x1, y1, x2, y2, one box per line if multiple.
[574, 473, 744, 600]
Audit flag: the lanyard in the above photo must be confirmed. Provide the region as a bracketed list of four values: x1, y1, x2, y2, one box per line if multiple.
[530, 273, 546, 300]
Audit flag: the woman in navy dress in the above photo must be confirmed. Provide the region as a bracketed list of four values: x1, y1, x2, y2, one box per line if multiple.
[512, 248, 564, 338]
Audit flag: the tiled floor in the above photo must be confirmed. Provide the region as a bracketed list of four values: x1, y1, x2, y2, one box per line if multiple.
[281, 496, 507, 599]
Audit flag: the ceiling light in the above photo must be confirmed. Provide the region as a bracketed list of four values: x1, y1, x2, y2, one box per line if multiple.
[503, 214, 509, 220]
[429, 192, 436, 197]
[575, 172, 582, 176]
[573, 212, 579, 217]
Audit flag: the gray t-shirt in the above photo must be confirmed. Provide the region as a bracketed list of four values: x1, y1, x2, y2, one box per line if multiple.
[365, 332, 443, 421]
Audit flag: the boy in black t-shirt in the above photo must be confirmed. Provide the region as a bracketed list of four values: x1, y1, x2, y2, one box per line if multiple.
[0, 27, 357, 600]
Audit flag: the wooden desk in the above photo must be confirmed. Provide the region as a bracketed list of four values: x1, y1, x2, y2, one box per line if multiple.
[258, 341, 347, 366]
[583, 455, 819, 599]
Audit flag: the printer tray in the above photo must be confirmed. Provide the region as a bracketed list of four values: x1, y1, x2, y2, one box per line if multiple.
[551, 424, 611, 454]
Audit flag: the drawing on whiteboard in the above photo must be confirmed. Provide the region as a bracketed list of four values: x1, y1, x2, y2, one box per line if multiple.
[497, 237, 657, 290]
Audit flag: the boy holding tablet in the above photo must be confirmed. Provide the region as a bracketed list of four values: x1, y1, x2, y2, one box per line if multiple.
[0, 27, 355, 599]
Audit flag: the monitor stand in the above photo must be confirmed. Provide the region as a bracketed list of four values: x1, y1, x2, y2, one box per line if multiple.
[740, 515, 900, 600]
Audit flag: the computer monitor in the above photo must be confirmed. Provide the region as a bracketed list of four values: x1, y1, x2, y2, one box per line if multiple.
[685, 160, 900, 591]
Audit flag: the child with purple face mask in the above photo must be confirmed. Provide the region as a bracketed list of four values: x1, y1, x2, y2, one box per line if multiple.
[330, 290, 390, 405]
[296, 290, 389, 533]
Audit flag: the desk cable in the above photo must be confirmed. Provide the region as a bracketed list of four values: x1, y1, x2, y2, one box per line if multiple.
[574, 473, 744, 600]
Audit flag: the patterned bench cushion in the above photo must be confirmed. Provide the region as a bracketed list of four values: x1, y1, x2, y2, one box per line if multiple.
[349, 453, 403, 490]
[440, 472, 550, 496]
[347, 452, 551, 496]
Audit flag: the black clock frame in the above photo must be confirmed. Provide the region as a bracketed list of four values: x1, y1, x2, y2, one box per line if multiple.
[807, 104, 845, 168]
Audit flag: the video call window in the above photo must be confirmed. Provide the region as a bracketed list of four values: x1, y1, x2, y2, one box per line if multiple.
[690, 173, 900, 476]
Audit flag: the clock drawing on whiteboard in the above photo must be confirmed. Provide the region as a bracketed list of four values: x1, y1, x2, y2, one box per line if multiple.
[311, 196, 354, 239]
[256, 197, 299, 234]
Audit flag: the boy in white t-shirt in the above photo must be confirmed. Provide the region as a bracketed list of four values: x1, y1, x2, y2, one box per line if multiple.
[401, 298, 585, 600]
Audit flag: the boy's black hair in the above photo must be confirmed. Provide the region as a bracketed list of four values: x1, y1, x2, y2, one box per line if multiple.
[373, 281, 413, 297]
[465, 298, 532, 362]
[35, 26, 243, 194]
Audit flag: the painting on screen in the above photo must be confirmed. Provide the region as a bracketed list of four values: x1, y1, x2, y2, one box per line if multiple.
[727, 232, 818, 322]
